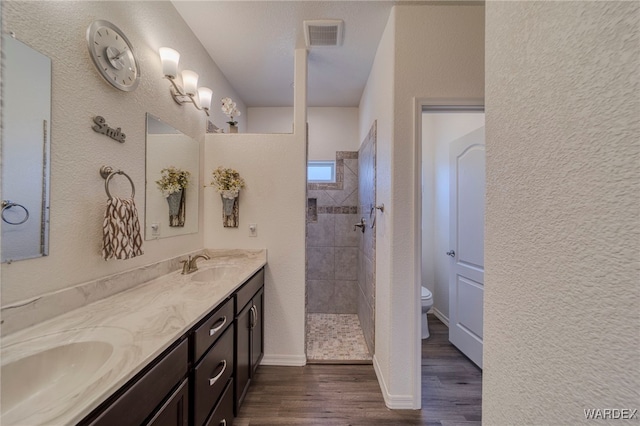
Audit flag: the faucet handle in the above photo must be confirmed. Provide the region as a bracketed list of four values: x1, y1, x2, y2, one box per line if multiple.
[180, 259, 190, 275]
[353, 217, 366, 233]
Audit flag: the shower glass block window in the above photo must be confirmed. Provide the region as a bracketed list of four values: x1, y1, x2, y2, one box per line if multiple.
[307, 161, 335, 183]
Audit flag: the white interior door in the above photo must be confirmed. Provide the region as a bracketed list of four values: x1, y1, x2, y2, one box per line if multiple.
[448, 127, 485, 368]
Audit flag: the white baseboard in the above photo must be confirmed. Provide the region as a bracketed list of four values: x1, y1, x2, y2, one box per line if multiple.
[261, 353, 307, 366]
[372, 355, 417, 409]
[432, 307, 449, 327]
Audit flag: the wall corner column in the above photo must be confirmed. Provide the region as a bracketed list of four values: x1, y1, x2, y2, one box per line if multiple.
[293, 48, 308, 137]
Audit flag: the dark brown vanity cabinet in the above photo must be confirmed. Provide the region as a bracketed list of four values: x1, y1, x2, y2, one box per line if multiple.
[83, 339, 189, 426]
[79, 267, 265, 426]
[234, 269, 265, 413]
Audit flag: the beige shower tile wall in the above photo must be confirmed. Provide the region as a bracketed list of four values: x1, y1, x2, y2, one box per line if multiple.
[358, 122, 377, 354]
[306, 152, 359, 314]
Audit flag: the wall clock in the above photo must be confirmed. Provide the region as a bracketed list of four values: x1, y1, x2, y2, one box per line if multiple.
[86, 20, 140, 92]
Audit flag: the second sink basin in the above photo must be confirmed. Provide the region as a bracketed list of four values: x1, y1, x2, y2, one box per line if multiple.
[1, 327, 133, 425]
[190, 265, 241, 282]
[2, 341, 113, 413]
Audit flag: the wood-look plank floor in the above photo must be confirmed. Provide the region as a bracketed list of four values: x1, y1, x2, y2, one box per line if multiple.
[235, 315, 482, 425]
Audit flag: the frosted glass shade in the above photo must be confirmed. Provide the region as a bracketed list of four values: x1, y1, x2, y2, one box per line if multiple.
[159, 47, 179, 78]
[197, 87, 213, 110]
[181, 70, 199, 96]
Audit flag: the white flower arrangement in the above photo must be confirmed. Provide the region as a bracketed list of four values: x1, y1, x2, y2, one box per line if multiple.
[209, 166, 246, 199]
[156, 166, 190, 197]
[221, 97, 241, 126]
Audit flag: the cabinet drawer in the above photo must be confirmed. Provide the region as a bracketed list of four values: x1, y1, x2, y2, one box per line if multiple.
[193, 324, 234, 426]
[89, 339, 188, 426]
[194, 297, 234, 362]
[235, 268, 264, 314]
[204, 379, 234, 426]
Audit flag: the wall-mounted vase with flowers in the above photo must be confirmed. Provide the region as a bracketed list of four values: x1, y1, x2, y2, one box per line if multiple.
[209, 167, 245, 228]
[156, 166, 190, 227]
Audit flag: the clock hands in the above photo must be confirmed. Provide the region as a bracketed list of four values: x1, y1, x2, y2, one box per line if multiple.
[109, 46, 129, 61]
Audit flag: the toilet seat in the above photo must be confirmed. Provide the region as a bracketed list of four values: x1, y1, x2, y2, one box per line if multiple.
[421, 286, 432, 300]
[421, 287, 433, 339]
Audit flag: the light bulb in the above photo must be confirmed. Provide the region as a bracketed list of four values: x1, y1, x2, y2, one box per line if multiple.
[181, 70, 199, 96]
[198, 87, 213, 110]
[159, 47, 179, 79]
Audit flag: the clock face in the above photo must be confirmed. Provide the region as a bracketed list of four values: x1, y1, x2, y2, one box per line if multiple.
[87, 20, 140, 92]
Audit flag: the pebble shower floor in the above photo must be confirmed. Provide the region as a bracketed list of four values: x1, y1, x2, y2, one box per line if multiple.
[306, 313, 372, 363]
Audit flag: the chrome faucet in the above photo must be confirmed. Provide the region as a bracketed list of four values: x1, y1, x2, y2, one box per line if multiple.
[180, 254, 211, 274]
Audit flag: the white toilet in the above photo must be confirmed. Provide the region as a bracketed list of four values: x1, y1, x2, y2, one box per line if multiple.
[421, 286, 434, 339]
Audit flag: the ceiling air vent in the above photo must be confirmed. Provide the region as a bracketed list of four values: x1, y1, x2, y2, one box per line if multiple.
[304, 20, 344, 47]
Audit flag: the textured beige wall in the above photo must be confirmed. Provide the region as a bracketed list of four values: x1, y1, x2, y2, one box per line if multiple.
[2, 1, 244, 304]
[484, 1, 640, 422]
[359, 4, 484, 407]
[391, 3, 484, 405]
[203, 50, 308, 365]
[247, 107, 360, 159]
[359, 5, 396, 404]
[203, 133, 307, 364]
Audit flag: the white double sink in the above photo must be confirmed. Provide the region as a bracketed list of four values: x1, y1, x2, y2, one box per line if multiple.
[0, 259, 258, 425]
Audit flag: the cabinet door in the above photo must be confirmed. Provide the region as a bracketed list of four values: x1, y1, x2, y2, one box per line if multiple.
[146, 379, 189, 426]
[87, 340, 188, 426]
[234, 302, 251, 413]
[250, 288, 264, 375]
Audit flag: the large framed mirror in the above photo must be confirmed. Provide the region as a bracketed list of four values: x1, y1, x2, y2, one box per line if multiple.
[145, 114, 199, 240]
[1, 35, 52, 263]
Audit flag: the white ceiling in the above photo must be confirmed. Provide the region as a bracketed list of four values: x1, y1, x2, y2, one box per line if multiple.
[172, 1, 397, 107]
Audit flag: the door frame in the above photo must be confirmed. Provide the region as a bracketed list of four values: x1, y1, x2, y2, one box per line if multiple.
[412, 98, 484, 406]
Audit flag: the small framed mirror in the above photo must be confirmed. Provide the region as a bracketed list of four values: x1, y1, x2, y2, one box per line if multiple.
[145, 114, 199, 239]
[1, 35, 52, 263]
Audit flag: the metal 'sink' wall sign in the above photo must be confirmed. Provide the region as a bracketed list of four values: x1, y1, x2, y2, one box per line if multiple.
[92, 116, 126, 143]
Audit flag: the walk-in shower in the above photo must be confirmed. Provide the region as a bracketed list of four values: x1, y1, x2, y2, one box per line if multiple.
[305, 122, 377, 363]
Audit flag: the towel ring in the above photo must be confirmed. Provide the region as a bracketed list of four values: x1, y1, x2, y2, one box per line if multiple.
[1, 200, 30, 225]
[100, 166, 135, 200]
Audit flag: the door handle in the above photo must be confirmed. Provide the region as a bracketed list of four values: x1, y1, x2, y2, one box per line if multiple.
[446, 250, 455, 257]
[250, 305, 257, 329]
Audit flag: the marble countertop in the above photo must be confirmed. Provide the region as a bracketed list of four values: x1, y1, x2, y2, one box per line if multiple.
[0, 249, 267, 426]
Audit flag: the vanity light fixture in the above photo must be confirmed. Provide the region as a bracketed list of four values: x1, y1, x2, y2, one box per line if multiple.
[159, 47, 212, 116]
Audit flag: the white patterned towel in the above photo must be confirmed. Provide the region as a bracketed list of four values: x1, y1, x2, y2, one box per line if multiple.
[102, 197, 144, 260]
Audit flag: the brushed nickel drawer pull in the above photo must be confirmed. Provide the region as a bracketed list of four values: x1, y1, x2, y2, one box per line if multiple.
[208, 359, 227, 386]
[209, 316, 227, 336]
